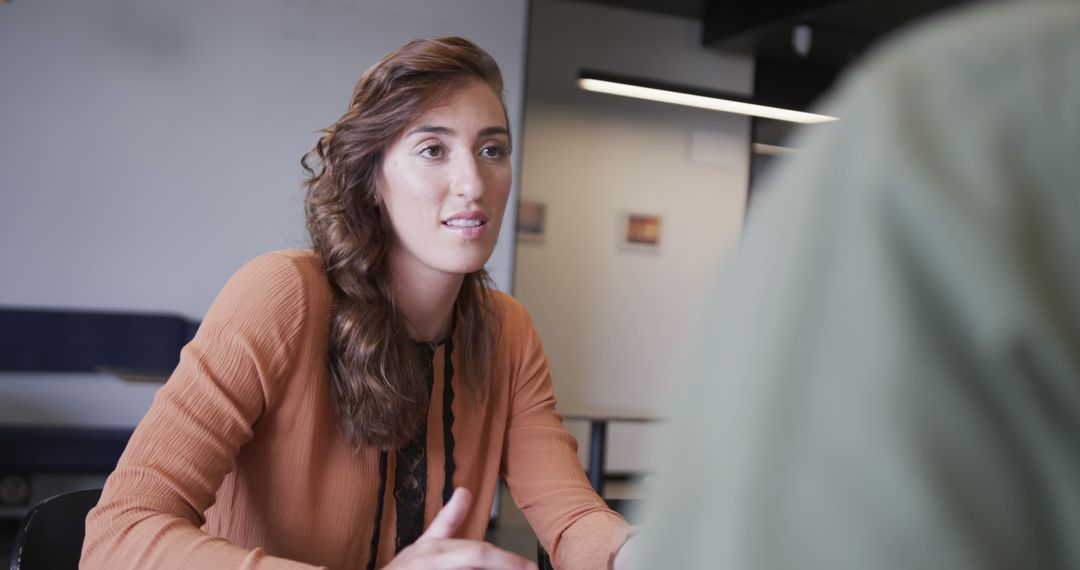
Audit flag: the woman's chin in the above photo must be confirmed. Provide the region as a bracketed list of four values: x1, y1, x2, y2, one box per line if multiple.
[442, 249, 497, 276]
[426, 256, 492, 278]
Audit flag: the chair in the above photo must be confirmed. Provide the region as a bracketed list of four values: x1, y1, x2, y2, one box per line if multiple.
[9, 489, 101, 570]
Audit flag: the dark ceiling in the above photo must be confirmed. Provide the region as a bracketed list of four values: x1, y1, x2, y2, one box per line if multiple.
[571, 0, 707, 19]
[567, 0, 971, 109]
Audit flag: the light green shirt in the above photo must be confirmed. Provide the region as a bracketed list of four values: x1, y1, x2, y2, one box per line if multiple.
[640, 2, 1080, 568]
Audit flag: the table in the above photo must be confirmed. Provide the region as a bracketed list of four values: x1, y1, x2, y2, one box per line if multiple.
[559, 406, 661, 496]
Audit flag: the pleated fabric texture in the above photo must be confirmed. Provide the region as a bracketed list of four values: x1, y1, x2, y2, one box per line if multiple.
[81, 249, 630, 570]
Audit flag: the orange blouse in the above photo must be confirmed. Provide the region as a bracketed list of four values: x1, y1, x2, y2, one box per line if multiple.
[81, 249, 628, 570]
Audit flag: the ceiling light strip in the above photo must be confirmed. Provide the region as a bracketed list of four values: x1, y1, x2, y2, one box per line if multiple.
[577, 77, 837, 125]
[752, 142, 801, 156]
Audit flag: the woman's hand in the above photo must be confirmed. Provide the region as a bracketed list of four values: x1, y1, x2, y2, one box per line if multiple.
[382, 487, 538, 570]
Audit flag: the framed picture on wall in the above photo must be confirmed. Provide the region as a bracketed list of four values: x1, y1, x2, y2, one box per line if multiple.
[619, 211, 662, 252]
[516, 200, 546, 242]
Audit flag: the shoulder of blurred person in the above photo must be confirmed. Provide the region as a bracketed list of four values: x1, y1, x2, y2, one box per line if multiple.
[637, 2, 1080, 569]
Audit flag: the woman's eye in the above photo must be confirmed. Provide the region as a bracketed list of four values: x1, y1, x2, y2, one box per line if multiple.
[480, 144, 508, 160]
[419, 144, 444, 159]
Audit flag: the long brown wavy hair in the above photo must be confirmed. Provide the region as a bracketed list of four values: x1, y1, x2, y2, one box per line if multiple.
[301, 37, 505, 450]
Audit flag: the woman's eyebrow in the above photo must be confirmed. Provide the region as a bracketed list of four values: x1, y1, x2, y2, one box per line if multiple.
[406, 125, 508, 137]
[478, 126, 509, 137]
[407, 125, 453, 136]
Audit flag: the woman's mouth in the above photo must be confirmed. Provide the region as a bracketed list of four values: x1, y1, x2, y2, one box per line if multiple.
[443, 214, 488, 240]
[444, 218, 484, 228]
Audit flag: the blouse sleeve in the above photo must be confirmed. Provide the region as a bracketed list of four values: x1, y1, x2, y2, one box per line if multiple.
[498, 298, 631, 570]
[81, 253, 324, 570]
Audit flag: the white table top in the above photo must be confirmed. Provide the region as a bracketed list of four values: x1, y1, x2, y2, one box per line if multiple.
[557, 404, 662, 423]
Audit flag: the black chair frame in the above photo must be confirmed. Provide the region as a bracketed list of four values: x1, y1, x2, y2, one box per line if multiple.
[9, 488, 101, 570]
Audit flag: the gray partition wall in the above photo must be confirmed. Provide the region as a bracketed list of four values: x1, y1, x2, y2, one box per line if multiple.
[0, 0, 528, 429]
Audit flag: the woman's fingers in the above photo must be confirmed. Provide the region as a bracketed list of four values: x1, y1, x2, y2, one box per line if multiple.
[433, 539, 538, 570]
[393, 488, 537, 569]
[388, 537, 538, 570]
[422, 487, 472, 540]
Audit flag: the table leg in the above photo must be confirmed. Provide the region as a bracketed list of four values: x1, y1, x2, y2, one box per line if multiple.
[588, 419, 607, 496]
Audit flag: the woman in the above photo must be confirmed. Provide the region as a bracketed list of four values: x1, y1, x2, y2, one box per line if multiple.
[81, 37, 632, 570]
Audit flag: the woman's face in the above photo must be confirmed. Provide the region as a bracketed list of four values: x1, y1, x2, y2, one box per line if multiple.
[379, 79, 512, 283]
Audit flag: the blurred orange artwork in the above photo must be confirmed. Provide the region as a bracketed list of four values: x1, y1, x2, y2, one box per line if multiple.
[517, 200, 546, 241]
[625, 214, 661, 246]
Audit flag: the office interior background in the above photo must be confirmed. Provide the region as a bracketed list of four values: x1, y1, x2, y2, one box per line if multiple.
[0, 0, 970, 562]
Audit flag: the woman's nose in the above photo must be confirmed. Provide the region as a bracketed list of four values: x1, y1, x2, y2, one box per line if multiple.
[451, 156, 485, 200]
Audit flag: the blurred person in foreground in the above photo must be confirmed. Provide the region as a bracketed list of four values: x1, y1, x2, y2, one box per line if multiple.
[637, 1, 1080, 568]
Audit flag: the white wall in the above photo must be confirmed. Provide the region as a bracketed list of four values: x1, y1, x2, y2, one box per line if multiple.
[0, 0, 528, 426]
[516, 0, 753, 472]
